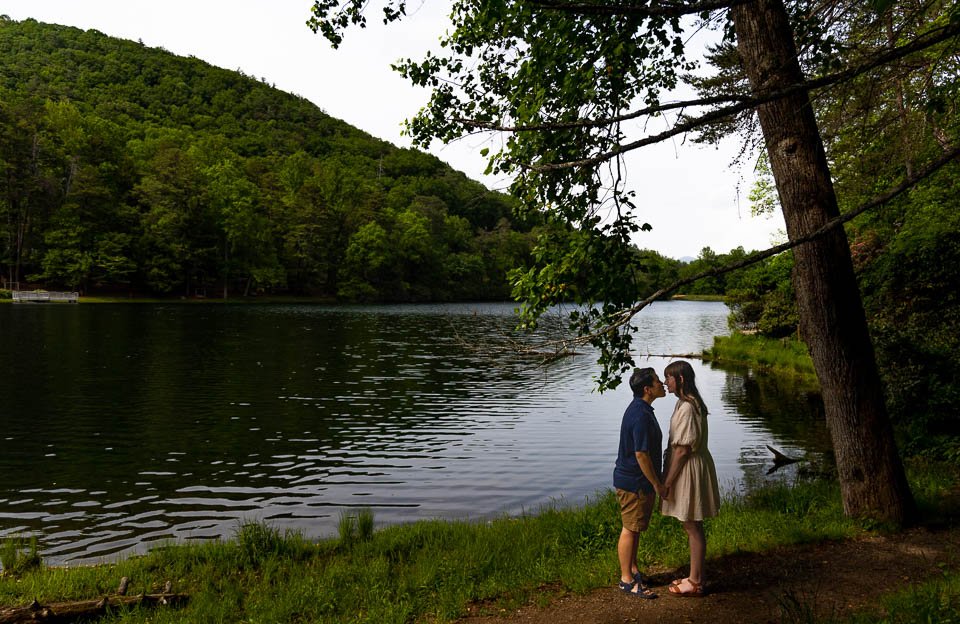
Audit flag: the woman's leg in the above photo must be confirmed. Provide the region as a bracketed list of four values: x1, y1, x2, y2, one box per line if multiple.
[683, 520, 706, 584]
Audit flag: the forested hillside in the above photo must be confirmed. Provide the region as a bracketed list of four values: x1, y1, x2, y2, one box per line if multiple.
[0, 17, 536, 300]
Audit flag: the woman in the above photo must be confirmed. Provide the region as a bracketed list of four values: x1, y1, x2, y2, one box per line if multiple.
[660, 360, 720, 597]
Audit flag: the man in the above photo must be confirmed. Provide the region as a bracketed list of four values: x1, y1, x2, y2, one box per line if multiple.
[613, 367, 666, 598]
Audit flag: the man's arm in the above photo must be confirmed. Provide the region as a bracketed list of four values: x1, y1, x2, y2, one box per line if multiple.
[635, 451, 666, 499]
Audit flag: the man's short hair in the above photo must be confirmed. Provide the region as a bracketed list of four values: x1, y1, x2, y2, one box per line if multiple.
[629, 367, 656, 396]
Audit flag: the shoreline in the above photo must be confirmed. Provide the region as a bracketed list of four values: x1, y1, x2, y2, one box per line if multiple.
[2, 463, 956, 622]
[1, 292, 720, 305]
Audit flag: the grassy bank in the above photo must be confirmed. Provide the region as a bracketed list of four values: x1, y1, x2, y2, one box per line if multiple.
[671, 294, 727, 302]
[704, 332, 817, 381]
[1, 463, 956, 623]
[77, 295, 339, 304]
[0, 291, 337, 305]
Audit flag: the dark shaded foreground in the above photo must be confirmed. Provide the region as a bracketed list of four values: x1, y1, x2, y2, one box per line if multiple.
[459, 522, 960, 624]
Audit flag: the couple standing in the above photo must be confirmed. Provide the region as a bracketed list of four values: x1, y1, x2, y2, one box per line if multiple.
[613, 361, 720, 599]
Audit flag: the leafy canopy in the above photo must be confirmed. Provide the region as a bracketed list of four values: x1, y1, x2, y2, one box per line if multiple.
[309, 0, 960, 390]
[310, 1, 717, 389]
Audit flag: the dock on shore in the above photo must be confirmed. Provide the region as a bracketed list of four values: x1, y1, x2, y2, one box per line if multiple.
[11, 290, 80, 303]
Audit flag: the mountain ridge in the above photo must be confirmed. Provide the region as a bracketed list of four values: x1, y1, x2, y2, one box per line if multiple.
[0, 17, 533, 300]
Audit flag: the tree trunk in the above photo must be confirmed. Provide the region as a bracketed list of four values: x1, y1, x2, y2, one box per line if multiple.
[730, 0, 915, 525]
[14, 200, 26, 286]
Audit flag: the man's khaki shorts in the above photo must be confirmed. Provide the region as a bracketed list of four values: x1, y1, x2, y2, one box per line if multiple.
[616, 488, 654, 532]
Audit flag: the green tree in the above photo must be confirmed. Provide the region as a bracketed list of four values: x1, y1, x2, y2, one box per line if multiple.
[301, 158, 381, 295]
[277, 150, 333, 293]
[307, 0, 960, 524]
[726, 251, 797, 337]
[859, 180, 960, 456]
[634, 249, 682, 298]
[813, 2, 960, 459]
[34, 101, 138, 290]
[133, 136, 212, 295]
[394, 205, 437, 298]
[203, 158, 283, 297]
[717, 0, 959, 461]
[338, 221, 394, 301]
[476, 218, 538, 300]
[678, 247, 723, 295]
[0, 99, 56, 287]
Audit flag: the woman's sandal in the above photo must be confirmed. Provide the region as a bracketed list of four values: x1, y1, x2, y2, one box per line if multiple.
[668, 578, 705, 597]
[618, 580, 658, 599]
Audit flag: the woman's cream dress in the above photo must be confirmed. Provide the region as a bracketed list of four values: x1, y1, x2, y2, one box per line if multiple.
[660, 400, 720, 521]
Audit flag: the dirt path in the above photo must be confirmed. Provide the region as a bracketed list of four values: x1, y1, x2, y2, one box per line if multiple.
[458, 523, 960, 624]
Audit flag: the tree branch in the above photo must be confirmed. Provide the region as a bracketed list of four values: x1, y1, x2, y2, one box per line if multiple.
[566, 142, 960, 345]
[516, 146, 960, 363]
[455, 18, 960, 167]
[454, 93, 750, 132]
[527, 0, 746, 18]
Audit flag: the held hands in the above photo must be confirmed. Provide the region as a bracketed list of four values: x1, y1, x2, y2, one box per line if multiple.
[655, 482, 670, 501]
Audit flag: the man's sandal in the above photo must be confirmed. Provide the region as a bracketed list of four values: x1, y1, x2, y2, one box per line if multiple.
[668, 578, 705, 597]
[618, 580, 658, 599]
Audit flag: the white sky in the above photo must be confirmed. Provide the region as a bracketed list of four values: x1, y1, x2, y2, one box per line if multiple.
[2, 0, 785, 259]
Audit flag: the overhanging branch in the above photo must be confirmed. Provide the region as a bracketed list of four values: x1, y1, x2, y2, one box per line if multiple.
[459, 18, 960, 168]
[454, 93, 750, 132]
[562, 143, 960, 346]
[528, 0, 746, 18]
[512, 141, 960, 356]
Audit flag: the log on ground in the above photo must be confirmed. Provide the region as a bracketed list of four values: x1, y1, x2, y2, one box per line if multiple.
[0, 588, 188, 623]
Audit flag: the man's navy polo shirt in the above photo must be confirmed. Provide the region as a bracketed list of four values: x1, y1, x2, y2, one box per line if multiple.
[612, 396, 663, 493]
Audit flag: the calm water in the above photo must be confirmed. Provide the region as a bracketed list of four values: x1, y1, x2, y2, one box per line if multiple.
[0, 301, 826, 563]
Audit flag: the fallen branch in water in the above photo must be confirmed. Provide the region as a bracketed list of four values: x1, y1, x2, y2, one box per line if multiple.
[766, 445, 803, 475]
[449, 316, 583, 366]
[767, 445, 801, 466]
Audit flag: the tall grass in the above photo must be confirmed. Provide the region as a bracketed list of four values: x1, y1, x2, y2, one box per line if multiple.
[338, 510, 358, 546]
[338, 507, 375, 548]
[0, 465, 953, 623]
[0, 535, 41, 576]
[847, 572, 960, 623]
[357, 507, 375, 541]
[704, 333, 818, 380]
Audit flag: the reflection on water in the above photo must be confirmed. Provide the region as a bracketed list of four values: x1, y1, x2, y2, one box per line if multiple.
[715, 366, 830, 486]
[0, 301, 827, 563]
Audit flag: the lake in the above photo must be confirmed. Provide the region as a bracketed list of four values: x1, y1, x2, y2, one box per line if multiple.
[0, 301, 827, 564]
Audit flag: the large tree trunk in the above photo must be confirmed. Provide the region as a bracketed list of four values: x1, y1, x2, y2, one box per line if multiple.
[730, 0, 915, 525]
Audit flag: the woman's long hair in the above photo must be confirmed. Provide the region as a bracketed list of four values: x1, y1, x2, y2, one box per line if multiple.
[664, 360, 708, 416]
